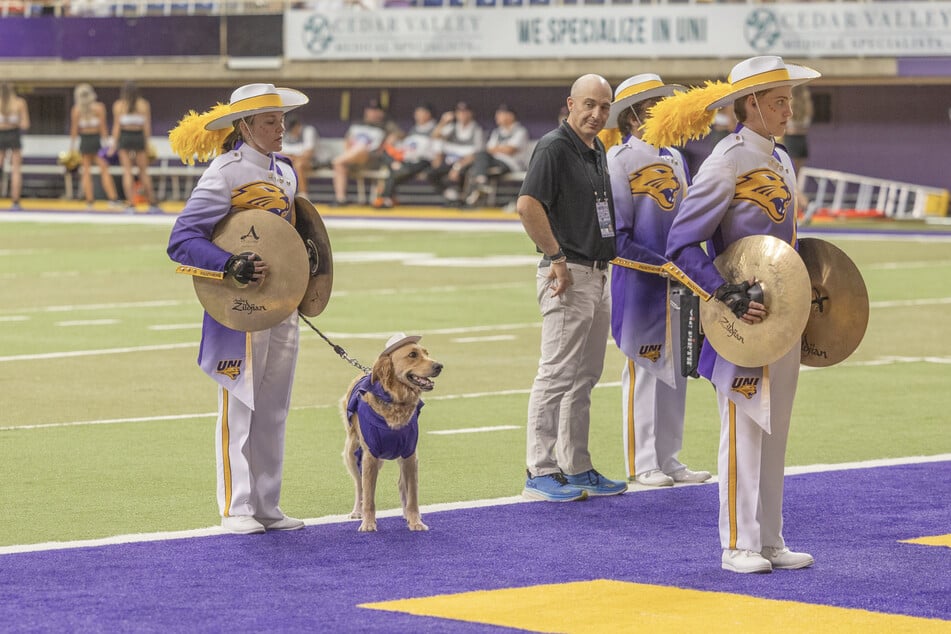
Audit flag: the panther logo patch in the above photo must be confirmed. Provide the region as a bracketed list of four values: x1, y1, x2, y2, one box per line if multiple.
[734, 169, 790, 222]
[216, 359, 242, 380]
[231, 181, 290, 217]
[629, 163, 681, 211]
[731, 377, 759, 400]
[638, 344, 662, 363]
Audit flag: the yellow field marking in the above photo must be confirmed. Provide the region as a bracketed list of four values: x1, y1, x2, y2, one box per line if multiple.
[361, 579, 951, 633]
[900, 534, 951, 549]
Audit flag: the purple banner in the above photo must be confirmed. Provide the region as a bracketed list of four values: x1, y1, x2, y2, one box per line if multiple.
[0, 16, 220, 59]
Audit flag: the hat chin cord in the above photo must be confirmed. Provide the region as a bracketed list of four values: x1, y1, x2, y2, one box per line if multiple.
[240, 118, 266, 155]
[752, 93, 776, 145]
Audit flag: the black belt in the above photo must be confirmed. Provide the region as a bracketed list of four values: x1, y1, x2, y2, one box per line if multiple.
[540, 257, 609, 270]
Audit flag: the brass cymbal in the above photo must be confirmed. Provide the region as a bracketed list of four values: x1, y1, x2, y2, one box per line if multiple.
[798, 238, 869, 367]
[699, 234, 811, 368]
[294, 195, 334, 317]
[194, 208, 309, 332]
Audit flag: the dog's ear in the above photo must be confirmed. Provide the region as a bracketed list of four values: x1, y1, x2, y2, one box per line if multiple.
[371, 353, 393, 387]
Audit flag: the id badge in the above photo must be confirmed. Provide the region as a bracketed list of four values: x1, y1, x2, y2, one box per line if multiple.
[596, 199, 614, 238]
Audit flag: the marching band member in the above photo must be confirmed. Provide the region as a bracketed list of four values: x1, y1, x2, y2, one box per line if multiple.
[644, 56, 820, 573]
[166, 83, 309, 535]
[603, 74, 711, 488]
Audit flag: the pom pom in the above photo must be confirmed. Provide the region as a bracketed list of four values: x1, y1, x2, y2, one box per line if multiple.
[641, 81, 735, 149]
[168, 103, 232, 166]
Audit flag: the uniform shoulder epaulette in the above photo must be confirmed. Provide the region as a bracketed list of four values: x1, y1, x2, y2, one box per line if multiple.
[720, 134, 745, 155]
[219, 150, 243, 167]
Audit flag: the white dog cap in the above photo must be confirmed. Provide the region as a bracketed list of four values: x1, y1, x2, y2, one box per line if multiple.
[382, 332, 422, 356]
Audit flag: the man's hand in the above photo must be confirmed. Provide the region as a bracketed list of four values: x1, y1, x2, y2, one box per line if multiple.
[547, 261, 572, 297]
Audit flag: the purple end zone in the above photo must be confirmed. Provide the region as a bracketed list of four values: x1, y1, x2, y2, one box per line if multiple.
[0, 461, 948, 632]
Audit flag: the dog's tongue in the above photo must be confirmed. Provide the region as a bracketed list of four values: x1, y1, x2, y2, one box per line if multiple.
[410, 375, 435, 391]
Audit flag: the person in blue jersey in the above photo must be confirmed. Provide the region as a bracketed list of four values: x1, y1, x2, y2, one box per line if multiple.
[604, 74, 712, 489]
[644, 56, 820, 574]
[166, 83, 309, 535]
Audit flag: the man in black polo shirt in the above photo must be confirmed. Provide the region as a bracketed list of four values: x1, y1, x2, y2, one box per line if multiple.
[516, 74, 628, 502]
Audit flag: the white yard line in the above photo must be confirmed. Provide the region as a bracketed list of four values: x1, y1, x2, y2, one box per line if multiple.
[428, 425, 521, 435]
[1, 453, 947, 557]
[0, 342, 197, 363]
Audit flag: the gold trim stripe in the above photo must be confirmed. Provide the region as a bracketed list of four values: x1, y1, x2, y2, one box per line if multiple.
[221, 389, 233, 517]
[728, 401, 738, 550]
[615, 80, 664, 101]
[626, 358, 636, 477]
[229, 93, 283, 111]
[729, 68, 791, 90]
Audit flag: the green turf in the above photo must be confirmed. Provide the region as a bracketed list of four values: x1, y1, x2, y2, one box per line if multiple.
[1, 219, 949, 546]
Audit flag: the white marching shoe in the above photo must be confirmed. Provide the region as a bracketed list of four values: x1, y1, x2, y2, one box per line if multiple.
[257, 516, 305, 531]
[722, 549, 773, 574]
[669, 468, 712, 483]
[221, 516, 266, 535]
[633, 469, 675, 487]
[761, 546, 815, 570]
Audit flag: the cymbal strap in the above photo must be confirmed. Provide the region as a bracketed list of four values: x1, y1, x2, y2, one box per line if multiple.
[176, 264, 225, 280]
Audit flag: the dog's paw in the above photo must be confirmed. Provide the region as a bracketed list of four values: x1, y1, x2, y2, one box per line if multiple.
[358, 520, 377, 532]
[407, 520, 429, 532]
[349, 510, 363, 520]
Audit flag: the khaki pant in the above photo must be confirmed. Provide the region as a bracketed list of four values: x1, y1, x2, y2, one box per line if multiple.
[526, 263, 611, 477]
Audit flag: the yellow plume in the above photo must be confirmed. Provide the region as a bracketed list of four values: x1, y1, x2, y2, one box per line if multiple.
[641, 81, 734, 149]
[597, 127, 623, 150]
[168, 103, 233, 166]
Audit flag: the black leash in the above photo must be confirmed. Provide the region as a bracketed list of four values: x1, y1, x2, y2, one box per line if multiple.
[298, 312, 371, 375]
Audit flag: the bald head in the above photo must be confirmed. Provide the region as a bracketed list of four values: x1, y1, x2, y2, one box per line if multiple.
[566, 74, 613, 147]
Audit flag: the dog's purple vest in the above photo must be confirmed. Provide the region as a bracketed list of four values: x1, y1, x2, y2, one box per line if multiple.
[346, 374, 422, 472]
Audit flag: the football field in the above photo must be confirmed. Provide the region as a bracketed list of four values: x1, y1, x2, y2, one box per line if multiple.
[1, 206, 949, 631]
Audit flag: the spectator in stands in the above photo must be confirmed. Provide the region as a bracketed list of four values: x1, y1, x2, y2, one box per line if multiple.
[429, 101, 484, 206]
[331, 99, 396, 206]
[603, 73, 711, 488]
[516, 74, 627, 502]
[463, 103, 530, 208]
[69, 84, 122, 210]
[0, 82, 29, 210]
[282, 115, 319, 198]
[373, 102, 437, 209]
[166, 82, 310, 535]
[111, 81, 160, 214]
[646, 54, 820, 575]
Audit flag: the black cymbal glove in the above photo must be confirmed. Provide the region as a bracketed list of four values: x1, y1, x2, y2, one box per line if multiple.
[224, 252, 259, 284]
[715, 281, 763, 319]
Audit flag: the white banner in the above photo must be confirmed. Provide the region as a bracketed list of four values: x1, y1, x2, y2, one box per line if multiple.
[284, 3, 951, 61]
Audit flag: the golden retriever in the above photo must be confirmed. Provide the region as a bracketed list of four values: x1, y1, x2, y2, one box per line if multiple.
[341, 334, 442, 532]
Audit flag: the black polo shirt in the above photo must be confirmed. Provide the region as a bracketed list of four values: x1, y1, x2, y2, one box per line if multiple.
[519, 121, 616, 262]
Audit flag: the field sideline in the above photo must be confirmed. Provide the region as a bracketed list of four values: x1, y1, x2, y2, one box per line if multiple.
[1, 206, 949, 631]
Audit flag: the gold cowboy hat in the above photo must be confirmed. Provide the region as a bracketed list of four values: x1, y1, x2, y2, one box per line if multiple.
[204, 83, 309, 131]
[705, 56, 820, 111]
[606, 73, 683, 129]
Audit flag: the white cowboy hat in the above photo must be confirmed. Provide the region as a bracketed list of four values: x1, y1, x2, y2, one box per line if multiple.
[705, 56, 820, 111]
[382, 332, 422, 356]
[204, 83, 309, 131]
[606, 74, 684, 128]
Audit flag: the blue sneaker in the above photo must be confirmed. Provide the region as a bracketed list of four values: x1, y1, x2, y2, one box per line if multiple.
[522, 471, 588, 502]
[564, 469, 628, 496]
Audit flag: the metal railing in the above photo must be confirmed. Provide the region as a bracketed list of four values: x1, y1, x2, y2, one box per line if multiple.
[799, 167, 950, 223]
